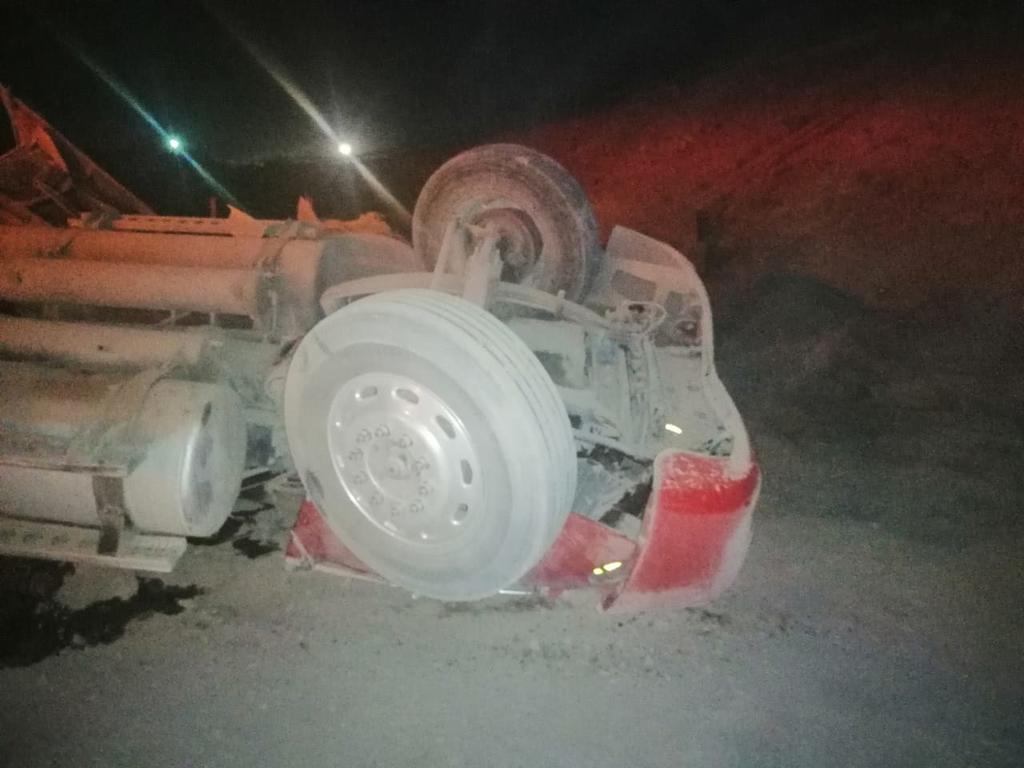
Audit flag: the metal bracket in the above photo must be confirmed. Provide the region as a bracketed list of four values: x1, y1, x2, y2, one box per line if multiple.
[431, 219, 466, 287]
[254, 221, 303, 339]
[0, 517, 186, 573]
[92, 475, 128, 555]
[461, 227, 501, 308]
[431, 218, 502, 308]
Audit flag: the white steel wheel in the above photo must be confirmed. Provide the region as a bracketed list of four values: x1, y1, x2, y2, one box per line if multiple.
[284, 289, 576, 601]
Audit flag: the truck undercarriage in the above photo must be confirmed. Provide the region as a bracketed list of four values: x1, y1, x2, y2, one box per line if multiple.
[0, 95, 759, 610]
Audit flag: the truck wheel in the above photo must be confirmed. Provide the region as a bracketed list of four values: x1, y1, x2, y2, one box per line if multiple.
[412, 144, 600, 302]
[284, 289, 576, 600]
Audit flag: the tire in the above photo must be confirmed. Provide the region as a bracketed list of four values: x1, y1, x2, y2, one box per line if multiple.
[284, 289, 577, 600]
[412, 144, 600, 302]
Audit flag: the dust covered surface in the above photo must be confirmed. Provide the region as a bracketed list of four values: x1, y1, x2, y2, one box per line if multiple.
[1, 16, 1023, 768]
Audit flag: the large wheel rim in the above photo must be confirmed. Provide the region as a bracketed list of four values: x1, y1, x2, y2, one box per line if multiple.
[285, 289, 577, 600]
[326, 372, 483, 545]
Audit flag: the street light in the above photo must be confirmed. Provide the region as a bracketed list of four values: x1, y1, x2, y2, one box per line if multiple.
[337, 141, 353, 156]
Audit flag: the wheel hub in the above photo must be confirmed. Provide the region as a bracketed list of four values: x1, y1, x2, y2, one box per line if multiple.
[327, 373, 481, 544]
[474, 207, 543, 283]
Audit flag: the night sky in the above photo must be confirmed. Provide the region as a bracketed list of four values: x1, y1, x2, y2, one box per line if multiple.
[0, 0, 983, 214]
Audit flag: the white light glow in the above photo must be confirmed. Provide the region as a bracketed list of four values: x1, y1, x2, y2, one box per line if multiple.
[592, 561, 623, 577]
[337, 141, 353, 156]
[664, 423, 683, 435]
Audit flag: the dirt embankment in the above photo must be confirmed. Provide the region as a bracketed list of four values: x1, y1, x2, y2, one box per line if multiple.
[514, 19, 1024, 547]
[519, 20, 1024, 313]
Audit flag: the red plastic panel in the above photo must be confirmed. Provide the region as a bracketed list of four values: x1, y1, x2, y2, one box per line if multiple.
[523, 513, 637, 591]
[285, 500, 373, 576]
[605, 452, 760, 612]
[285, 451, 759, 612]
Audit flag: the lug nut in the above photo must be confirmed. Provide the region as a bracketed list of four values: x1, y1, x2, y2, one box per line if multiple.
[413, 458, 430, 473]
[375, 425, 390, 438]
[418, 482, 433, 497]
[356, 429, 371, 443]
[398, 435, 413, 449]
[370, 494, 382, 506]
[347, 449, 363, 462]
[352, 471, 368, 485]
[409, 501, 424, 514]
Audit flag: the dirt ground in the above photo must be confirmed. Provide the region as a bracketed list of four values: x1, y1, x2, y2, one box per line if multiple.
[2, 18, 1023, 768]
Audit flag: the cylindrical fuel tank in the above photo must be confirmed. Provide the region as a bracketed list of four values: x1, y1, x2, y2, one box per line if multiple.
[0, 364, 246, 537]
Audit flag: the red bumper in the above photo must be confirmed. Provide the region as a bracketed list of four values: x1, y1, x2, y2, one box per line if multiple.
[600, 451, 760, 612]
[286, 451, 760, 611]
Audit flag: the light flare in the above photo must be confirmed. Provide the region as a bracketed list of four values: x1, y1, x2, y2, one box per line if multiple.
[38, 16, 240, 207]
[212, 11, 410, 224]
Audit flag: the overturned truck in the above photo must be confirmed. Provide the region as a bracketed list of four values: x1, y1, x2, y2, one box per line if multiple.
[0, 142, 760, 611]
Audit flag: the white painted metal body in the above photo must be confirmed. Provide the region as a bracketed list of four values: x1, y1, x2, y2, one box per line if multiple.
[0, 363, 246, 537]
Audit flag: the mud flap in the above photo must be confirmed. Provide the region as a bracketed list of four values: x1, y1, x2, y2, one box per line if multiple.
[603, 451, 760, 613]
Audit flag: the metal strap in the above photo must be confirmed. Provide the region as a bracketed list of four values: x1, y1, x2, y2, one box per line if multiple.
[92, 475, 127, 555]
